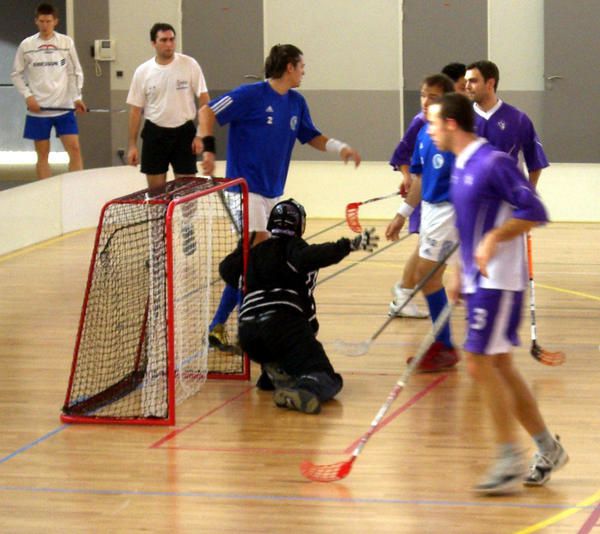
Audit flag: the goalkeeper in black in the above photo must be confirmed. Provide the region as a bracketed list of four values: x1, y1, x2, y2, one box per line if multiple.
[219, 198, 378, 414]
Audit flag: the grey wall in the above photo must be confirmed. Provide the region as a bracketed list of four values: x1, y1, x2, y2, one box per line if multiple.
[73, 0, 112, 169]
[182, 0, 264, 164]
[402, 0, 487, 129]
[292, 90, 400, 161]
[2, 0, 597, 168]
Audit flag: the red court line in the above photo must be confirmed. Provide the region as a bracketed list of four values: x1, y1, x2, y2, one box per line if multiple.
[151, 375, 448, 455]
[578, 500, 600, 534]
[343, 374, 448, 454]
[159, 446, 342, 455]
[149, 386, 254, 449]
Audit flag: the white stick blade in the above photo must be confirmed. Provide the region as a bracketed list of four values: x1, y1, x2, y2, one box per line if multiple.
[332, 339, 370, 357]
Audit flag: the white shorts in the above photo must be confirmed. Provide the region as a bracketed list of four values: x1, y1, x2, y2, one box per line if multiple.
[248, 193, 280, 232]
[418, 201, 458, 263]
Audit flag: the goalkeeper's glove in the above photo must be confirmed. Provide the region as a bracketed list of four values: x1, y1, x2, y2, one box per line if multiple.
[350, 227, 379, 252]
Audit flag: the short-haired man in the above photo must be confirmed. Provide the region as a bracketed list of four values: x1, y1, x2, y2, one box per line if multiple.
[465, 60, 548, 188]
[428, 92, 568, 495]
[127, 23, 209, 189]
[11, 2, 86, 179]
[441, 62, 467, 94]
[200, 44, 361, 350]
[386, 74, 459, 372]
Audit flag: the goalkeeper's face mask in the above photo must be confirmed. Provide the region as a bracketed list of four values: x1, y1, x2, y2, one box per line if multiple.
[267, 198, 306, 237]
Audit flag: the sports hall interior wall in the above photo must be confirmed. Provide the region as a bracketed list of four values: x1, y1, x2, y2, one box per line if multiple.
[1, 0, 599, 256]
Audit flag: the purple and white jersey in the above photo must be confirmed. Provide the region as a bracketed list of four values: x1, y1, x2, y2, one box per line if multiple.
[451, 140, 548, 294]
[389, 112, 426, 169]
[473, 100, 549, 175]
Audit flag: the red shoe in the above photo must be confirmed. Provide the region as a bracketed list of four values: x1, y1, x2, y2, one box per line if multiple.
[407, 341, 459, 372]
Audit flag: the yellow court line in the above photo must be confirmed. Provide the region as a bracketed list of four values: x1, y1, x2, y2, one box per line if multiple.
[514, 490, 600, 533]
[537, 282, 600, 303]
[0, 228, 92, 265]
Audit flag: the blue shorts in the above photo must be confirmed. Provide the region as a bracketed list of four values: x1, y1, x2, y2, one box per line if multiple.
[24, 112, 79, 140]
[463, 288, 523, 355]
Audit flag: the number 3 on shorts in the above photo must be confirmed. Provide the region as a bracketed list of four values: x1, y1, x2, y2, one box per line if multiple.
[470, 307, 488, 331]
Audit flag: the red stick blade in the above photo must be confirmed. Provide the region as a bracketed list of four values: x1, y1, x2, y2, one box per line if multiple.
[531, 343, 566, 366]
[300, 458, 354, 482]
[345, 203, 362, 233]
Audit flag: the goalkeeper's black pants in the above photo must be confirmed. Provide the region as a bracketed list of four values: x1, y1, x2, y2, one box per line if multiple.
[239, 309, 343, 401]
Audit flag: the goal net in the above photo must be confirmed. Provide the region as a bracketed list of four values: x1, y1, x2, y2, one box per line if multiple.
[61, 177, 249, 425]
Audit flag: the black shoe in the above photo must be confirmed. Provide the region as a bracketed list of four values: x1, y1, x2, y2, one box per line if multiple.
[273, 387, 321, 414]
[256, 371, 275, 391]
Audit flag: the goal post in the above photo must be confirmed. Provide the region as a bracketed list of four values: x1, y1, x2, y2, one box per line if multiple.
[61, 177, 250, 425]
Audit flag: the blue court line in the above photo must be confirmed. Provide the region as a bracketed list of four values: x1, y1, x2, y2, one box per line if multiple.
[0, 425, 67, 465]
[0, 484, 595, 511]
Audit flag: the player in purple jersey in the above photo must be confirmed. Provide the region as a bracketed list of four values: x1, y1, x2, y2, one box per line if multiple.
[465, 60, 548, 188]
[428, 92, 568, 495]
[199, 44, 361, 359]
[386, 74, 459, 372]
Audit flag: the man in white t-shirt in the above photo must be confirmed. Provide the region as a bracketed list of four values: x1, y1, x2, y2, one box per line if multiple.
[11, 2, 86, 179]
[127, 23, 209, 189]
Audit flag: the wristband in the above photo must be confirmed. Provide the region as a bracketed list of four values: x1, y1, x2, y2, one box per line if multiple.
[202, 135, 216, 153]
[325, 138, 350, 154]
[397, 202, 414, 218]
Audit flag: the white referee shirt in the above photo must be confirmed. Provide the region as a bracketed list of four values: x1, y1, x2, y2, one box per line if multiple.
[126, 53, 207, 128]
[11, 31, 84, 117]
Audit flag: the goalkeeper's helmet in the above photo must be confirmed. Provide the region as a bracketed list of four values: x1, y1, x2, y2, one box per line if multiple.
[267, 198, 306, 237]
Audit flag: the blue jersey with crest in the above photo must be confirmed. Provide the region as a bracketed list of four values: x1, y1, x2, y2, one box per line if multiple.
[210, 81, 321, 198]
[409, 125, 455, 203]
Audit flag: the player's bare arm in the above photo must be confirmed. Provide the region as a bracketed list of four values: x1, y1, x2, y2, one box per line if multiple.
[127, 105, 143, 166]
[192, 92, 210, 155]
[199, 104, 216, 175]
[399, 164, 412, 196]
[528, 168, 542, 189]
[386, 175, 422, 241]
[308, 135, 361, 167]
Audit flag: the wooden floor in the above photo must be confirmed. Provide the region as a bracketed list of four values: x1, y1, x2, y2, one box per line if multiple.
[1, 220, 599, 533]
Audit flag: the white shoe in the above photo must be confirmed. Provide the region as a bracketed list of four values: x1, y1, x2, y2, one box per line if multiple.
[388, 284, 429, 318]
[474, 454, 527, 495]
[524, 436, 569, 486]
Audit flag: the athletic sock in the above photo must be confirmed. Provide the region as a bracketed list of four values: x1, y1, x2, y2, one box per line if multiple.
[533, 429, 556, 455]
[425, 288, 452, 347]
[209, 284, 241, 330]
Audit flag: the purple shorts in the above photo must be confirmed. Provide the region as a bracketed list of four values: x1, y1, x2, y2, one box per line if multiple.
[408, 202, 421, 234]
[463, 288, 523, 355]
[24, 112, 79, 140]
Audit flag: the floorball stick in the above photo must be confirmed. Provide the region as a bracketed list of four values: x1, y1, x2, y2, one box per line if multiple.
[346, 192, 401, 233]
[40, 106, 126, 113]
[527, 233, 565, 365]
[333, 242, 458, 356]
[300, 303, 454, 482]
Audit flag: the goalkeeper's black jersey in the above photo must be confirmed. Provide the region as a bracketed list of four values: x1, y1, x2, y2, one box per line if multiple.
[219, 235, 352, 331]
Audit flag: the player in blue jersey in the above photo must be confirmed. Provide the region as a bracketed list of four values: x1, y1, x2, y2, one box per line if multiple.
[198, 44, 361, 354]
[387, 108, 427, 319]
[388, 64, 466, 320]
[428, 92, 568, 495]
[465, 60, 548, 188]
[386, 73, 459, 372]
